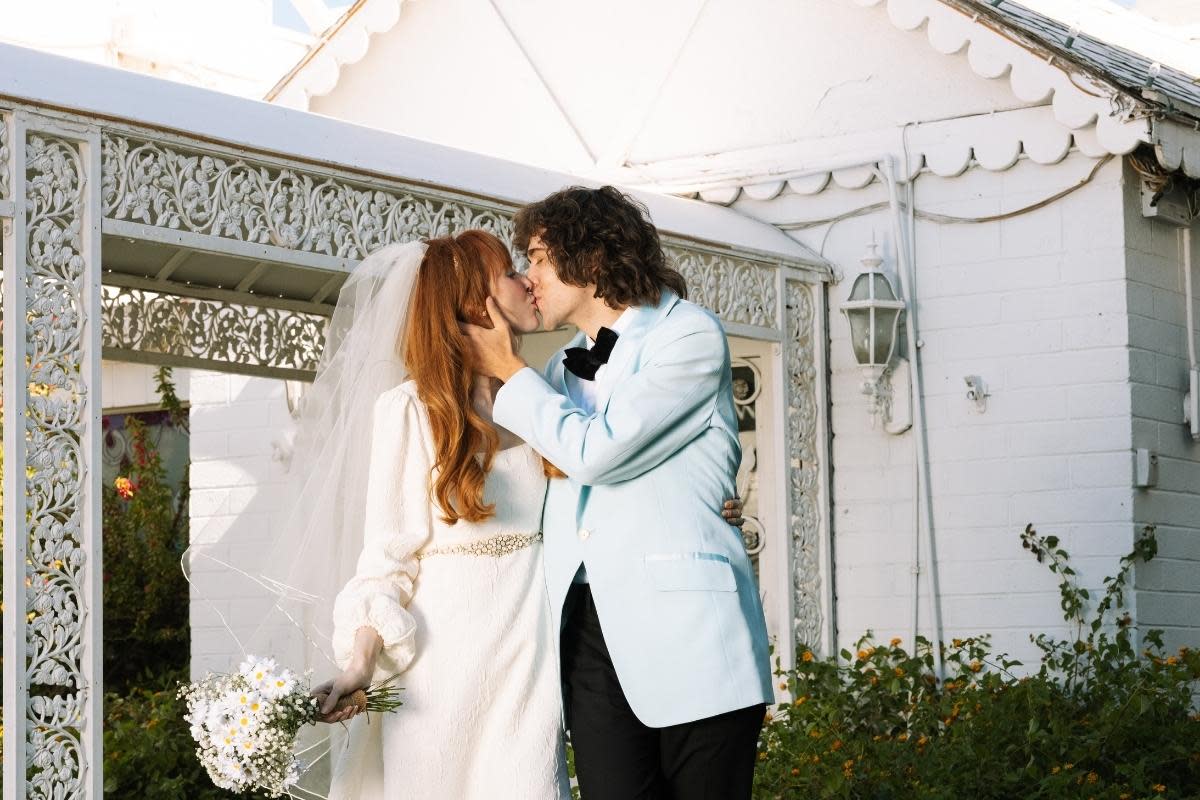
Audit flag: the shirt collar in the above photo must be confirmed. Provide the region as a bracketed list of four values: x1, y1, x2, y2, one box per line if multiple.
[586, 306, 636, 346]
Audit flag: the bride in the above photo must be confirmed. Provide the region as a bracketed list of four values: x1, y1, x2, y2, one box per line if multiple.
[265, 231, 742, 799]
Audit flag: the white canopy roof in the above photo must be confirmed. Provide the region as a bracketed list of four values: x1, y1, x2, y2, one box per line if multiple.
[0, 41, 824, 269]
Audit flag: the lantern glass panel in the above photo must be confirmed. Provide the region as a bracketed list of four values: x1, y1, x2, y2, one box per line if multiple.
[874, 307, 900, 363]
[872, 273, 897, 301]
[848, 272, 874, 302]
[847, 308, 873, 365]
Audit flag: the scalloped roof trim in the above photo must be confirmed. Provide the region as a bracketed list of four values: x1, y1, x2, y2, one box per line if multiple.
[267, 0, 404, 109]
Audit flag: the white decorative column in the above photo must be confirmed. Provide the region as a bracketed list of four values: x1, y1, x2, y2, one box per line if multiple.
[780, 274, 833, 658]
[2, 111, 104, 800]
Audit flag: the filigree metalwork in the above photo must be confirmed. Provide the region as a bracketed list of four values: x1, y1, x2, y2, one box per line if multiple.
[100, 133, 515, 258]
[785, 280, 822, 652]
[1, 114, 11, 199]
[672, 248, 778, 328]
[100, 287, 327, 377]
[21, 132, 91, 799]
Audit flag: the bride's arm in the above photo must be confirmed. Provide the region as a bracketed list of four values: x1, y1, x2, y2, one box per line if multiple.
[327, 388, 433, 690]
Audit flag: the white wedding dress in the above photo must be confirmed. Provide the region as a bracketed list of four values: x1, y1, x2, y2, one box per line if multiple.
[327, 381, 570, 800]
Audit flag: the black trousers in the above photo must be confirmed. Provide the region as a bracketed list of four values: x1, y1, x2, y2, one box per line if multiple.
[561, 583, 765, 800]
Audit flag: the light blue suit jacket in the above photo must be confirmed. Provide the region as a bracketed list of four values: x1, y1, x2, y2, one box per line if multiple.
[493, 290, 773, 728]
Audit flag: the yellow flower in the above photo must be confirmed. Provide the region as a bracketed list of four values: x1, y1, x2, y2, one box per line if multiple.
[952, 638, 964, 648]
[790, 768, 800, 777]
[1166, 656, 1179, 666]
[857, 649, 870, 660]
[894, 667, 905, 677]
[1153, 784, 1166, 794]
[1051, 766, 1061, 775]
[114, 476, 135, 500]
[794, 695, 807, 706]
[831, 739, 843, 751]
[890, 637, 902, 647]
[969, 660, 983, 673]
[802, 651, 814, 663]
[757, 752, 767, 762]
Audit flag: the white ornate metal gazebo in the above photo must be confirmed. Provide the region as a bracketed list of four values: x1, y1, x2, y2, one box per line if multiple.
[0, 42, 833, 798]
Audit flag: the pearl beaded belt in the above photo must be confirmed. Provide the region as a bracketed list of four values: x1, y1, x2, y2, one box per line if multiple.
[417, 531, 543, 560]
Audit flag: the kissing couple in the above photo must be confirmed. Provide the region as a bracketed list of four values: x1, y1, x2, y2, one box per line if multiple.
[284, 186, 772, 799]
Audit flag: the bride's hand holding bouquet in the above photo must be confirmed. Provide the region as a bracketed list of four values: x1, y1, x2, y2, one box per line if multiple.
[179, 627, 402, 796]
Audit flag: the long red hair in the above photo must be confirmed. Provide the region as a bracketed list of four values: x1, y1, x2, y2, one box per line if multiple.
[403, 230, 512, 524]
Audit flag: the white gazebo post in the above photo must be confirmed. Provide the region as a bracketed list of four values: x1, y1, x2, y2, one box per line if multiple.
[2, 109, 105, 800]
[778, 271, 834, 662]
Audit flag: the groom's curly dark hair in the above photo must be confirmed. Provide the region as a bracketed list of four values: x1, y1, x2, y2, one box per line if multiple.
[513, 185, 688, 307]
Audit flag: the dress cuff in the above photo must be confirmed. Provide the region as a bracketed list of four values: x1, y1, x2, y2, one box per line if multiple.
[331, 591, 417, 677]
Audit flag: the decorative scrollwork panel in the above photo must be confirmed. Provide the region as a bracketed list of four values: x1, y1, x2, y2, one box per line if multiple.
[0, 113, 11, 199]
[100, 133, 516, 259]
[101, 287, 327, 378]
[785, 279, 823, 652]
[12, 131, 94, 800]
[672, 248, 778, 328]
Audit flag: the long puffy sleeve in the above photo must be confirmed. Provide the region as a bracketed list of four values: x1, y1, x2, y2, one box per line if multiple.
[331, 386, 433, 677]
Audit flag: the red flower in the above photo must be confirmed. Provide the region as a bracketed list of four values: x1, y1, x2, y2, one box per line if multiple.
[114, 476, 136, 500]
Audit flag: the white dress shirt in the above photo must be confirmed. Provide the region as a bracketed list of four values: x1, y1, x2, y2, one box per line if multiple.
[570, 306, 635, 584]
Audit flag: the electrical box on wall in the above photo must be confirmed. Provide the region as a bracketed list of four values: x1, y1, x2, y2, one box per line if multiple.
[1134, 448, 1159, 488]
[1141, 179, 1195, 227]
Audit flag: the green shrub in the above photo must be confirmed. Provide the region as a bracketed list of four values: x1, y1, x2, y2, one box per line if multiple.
[102, 370, 191, 695]
[754, 525, 1200, 799]
[103, 668, 238, 799]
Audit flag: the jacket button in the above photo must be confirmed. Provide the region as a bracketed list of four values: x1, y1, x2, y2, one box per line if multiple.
[578, 528, 591, 542]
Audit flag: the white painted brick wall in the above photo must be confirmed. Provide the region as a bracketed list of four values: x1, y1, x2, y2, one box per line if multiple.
[745, 152, 1152, 664]
[187, 370, 296, 679]
[1122, 168, 1200, 653]
[100, 360, 191, 410]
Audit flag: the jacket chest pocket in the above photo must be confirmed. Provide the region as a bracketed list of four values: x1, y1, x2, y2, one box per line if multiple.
[644, 552, 737, 592]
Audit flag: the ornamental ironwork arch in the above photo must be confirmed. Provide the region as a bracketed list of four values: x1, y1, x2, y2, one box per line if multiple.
[0, 103, 831, 799]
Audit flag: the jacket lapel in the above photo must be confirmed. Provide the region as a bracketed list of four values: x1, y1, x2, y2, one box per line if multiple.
[594, 290, 680, 413]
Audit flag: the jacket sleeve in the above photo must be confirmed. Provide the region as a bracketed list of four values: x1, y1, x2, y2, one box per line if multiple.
[494, 316, 728, 486]
[330, 388, 433, 676]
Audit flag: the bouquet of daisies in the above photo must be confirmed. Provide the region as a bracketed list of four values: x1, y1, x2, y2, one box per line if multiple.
[178, 655, 403, 796]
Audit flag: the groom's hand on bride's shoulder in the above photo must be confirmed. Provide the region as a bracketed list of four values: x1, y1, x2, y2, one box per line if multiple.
[459, 296, 527, 382]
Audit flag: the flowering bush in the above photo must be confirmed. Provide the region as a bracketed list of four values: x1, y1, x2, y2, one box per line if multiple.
[754, 525, 1200, 799]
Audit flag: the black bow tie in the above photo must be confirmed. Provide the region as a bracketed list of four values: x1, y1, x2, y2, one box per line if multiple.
[563, 326, 619, 381]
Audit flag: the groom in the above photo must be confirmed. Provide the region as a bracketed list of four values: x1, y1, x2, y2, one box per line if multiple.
[464, 186, 772, 800]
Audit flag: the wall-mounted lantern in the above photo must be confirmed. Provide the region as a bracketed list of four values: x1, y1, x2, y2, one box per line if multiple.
[840, 243, 911, 432]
